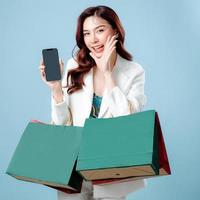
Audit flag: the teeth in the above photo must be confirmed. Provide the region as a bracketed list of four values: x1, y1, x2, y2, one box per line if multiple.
[93, 45, 103, 50]
[93, 46, 103, 52]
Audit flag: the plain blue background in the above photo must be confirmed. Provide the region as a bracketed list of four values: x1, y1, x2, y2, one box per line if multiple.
[1, 0, 200, 199]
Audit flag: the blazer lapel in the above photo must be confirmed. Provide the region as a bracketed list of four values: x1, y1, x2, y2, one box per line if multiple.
[82, 67, 94, 98]
[81, 54, 129, 119]
[82, 68, 94, 117]
[98, 89, 109, 118]
[82, 65, 109, 118]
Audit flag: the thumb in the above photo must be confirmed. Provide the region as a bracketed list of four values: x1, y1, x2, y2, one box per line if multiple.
[40, 57, 44, 65]
[59, 58, 64, 74]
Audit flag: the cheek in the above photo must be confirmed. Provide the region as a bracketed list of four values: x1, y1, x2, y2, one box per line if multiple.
[100, 36, 108, 44]
[84, 38, 90, 49]
[100, 32, 114, 44]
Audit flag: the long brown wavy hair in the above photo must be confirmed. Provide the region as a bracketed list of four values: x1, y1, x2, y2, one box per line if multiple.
[67, 5, 133, 94]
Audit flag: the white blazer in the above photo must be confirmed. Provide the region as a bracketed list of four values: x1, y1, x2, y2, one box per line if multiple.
[52, 54, 147, 199]
[52, 54, 146, 126]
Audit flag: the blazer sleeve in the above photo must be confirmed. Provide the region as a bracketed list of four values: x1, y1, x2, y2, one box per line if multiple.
[106, 66, 147, 117]
[51, 58, 76, 125]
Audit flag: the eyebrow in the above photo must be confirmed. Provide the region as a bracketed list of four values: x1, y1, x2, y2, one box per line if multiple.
[83, 24, 106, 32]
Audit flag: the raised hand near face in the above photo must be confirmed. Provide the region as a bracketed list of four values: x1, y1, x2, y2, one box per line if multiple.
[89, 33, 118, 74]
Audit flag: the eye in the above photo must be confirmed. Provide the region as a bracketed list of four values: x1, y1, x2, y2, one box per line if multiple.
[83, 32, 90, 36]
[97, 29, 104, 33]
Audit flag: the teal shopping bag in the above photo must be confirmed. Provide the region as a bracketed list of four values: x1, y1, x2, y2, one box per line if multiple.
[77, 110, 160, 181]
[6, 122, 83, 192]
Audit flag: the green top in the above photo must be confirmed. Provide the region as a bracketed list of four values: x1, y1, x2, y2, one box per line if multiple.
[89, 93, 103, 118]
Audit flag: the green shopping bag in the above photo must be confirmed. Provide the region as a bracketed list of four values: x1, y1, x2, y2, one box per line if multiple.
[77, 110, 160, 181]
[6, 122, 83, 192]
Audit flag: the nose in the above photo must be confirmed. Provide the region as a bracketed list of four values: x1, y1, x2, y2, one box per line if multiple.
[90, 32, 99, 43]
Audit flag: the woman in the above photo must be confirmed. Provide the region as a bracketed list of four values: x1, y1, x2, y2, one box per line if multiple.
[40, 5, 147, 200]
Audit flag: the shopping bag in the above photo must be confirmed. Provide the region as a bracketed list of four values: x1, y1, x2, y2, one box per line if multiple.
[92, 111, 171, 185]
[6, 121, 83, 192]
[77, 110, 170, 181]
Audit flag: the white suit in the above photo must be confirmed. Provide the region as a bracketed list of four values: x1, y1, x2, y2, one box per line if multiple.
[51, 54, 147, 200]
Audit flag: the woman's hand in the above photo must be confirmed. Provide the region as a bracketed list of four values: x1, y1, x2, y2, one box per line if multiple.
[89, 34, 118, 74]
[39, 59, 64, 103]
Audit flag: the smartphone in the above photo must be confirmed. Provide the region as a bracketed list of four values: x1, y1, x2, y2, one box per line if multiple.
[42, 48, 61, 81]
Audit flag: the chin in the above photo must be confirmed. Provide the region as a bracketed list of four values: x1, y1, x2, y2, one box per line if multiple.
[94, 52, 103, 58]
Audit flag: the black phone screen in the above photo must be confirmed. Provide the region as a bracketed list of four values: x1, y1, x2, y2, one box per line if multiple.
[42, 48, 61, 81]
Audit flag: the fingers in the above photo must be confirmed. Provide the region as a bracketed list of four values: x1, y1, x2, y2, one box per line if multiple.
[39, 63, 45, 73]
[106, 34, 118, 46]
[40, 58, 44, 65]
[39, 66, 46, 82]
[59, 59, 64, 74]
[104, 35, 117, 64]
[108, 39, 118, 51]
[39, 58, 65, 82]
[59, 58, 64, 66]
[39, 59, 46, 82]
[107, 46, 116, 61]
[104, 34, 118, 54]
[40, 69, 46, 82]
[39, 57, 45, 70]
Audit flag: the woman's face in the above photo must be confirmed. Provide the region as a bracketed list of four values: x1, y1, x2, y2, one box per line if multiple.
[83, 16, 116, 58]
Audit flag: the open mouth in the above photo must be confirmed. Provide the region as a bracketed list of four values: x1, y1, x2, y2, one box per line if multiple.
[92, 45, 104, 53]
